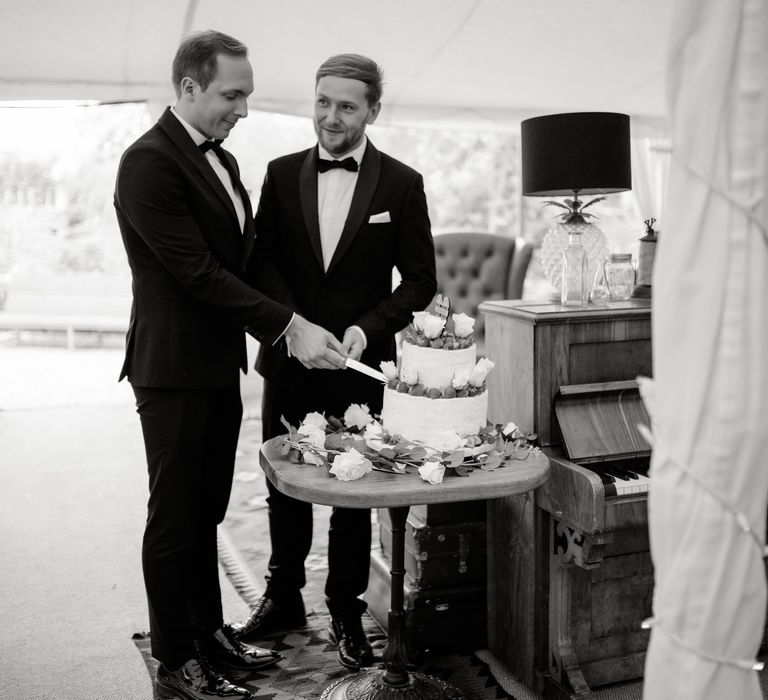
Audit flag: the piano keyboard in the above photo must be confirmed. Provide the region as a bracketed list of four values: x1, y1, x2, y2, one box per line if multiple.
[597, 465, 651, 497]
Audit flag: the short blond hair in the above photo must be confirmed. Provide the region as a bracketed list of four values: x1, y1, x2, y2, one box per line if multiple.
[315, 54, 384, 106]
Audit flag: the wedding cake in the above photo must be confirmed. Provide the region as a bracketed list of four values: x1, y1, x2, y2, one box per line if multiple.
[380, 302, 494, 448]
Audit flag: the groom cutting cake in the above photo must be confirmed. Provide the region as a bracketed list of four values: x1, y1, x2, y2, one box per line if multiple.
[234, 53, 437, 669]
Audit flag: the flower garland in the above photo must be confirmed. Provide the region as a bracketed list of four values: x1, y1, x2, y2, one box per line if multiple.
[279, 403, 540, 485]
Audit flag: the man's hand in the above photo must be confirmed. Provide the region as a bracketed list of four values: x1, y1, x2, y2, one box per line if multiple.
[285, 315, 347, 370]
[341, 327, 366, 361]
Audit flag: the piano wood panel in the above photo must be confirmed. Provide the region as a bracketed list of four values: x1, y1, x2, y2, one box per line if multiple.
[487, 493, 546, 691]
[483, 300, 653, 448]
[555, 389, 651, 462]
[536, 452, 605, 534]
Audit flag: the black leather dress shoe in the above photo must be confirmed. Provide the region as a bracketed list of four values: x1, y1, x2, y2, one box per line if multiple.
[198, 625, 282, 670]
[328, 614, 375, 670]
[156, 657, 253, 699]
[230, 594, 306, 642]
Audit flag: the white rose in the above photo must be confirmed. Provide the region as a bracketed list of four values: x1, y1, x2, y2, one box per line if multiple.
[429, 430, 466, 452]
[301, 411, 327, 431]
[343, 403, 373, 431]
[380, 360, 399, 382]
[452, 313, 475, 339]
[401, 366, 419, 385]
[412, 311, 430, 332]
[297, 423, 326, 450]
[469, 357, 496, 387]
[502, 421, 522, 438]
[451, 369, 471, 390]
[363, 421, 386, 451]
[418, 461, 446, 485]
[329, 448, 373, 481]
[422, 314, 447, 340]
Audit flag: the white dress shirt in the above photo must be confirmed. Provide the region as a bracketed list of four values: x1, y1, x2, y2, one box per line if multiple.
[317, 136, 367, 271]
[317, 137, 369, 351]
[170, 107, 246, 233]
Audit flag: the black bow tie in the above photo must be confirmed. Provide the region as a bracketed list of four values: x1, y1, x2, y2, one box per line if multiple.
[198, 139, 241, 186]
[199, 140, 223, 154]
[317, 157, 359, 173]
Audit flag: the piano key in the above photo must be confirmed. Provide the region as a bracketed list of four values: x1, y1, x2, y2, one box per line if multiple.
[598, 466, 651, 497]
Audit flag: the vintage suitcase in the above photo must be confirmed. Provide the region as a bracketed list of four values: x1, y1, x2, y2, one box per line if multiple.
[377, 508, 486, 588]
[406, 500, 486, 526]
[365, 548, 487, 652]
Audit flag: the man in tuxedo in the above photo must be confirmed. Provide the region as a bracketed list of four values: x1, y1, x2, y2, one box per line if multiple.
[115, 31, 347, 700]
[232, 53, 437, 669]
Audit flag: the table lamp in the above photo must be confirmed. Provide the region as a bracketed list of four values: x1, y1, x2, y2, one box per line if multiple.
[521, 112, 632, 304]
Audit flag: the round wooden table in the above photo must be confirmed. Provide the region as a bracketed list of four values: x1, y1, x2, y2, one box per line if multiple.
[260, 437, 550, 700]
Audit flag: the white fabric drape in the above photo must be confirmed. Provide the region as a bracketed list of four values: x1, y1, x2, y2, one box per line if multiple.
[643, 1, 768, 699]
[630, 136, 670, 228]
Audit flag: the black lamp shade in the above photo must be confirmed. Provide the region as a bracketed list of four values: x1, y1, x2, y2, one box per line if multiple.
[521, 112, 631, 196]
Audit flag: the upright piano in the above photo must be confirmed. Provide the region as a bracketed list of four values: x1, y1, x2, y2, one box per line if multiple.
[479, 299, 653, 699]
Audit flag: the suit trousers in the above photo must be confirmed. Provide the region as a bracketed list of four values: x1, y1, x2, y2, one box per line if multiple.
[261, 374, 374, 618]
[132, 381, 242, 667]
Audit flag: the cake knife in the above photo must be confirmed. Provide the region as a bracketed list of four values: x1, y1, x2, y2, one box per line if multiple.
[345, 357, 388, 383]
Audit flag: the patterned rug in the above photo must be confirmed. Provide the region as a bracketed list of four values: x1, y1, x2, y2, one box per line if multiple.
[132, 613, 514, 699]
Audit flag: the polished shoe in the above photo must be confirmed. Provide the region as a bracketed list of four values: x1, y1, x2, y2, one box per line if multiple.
[155, 656, 253, 699]
[230, 594, 306, 642]
[328, 614, 375, 670]
[198, 625, 282, 671]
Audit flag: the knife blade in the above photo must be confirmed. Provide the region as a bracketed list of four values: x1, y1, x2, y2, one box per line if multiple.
[345, 357, 388, 383]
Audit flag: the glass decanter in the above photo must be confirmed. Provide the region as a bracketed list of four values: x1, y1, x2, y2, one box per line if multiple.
[561, 231, 588, 306]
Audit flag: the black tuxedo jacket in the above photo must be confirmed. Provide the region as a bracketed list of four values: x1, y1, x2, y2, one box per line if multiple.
[248, 139, 437, 407]
[114, 107, 292, 388]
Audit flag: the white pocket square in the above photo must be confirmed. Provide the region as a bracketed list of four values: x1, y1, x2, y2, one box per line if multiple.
[368, 211, 391, 224]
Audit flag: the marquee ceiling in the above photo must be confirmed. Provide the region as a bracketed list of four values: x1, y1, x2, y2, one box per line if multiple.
[1, 0, 672, 132]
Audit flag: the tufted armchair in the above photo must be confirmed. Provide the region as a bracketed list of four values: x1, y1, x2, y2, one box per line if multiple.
[432, 232, 533, 353]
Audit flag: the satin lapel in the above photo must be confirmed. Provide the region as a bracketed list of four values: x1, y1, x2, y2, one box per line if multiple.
[299, 148, 324, 269]
[240, 185, 255, 264]
[157, 109, 241, 232]
[326, 141, 381, 276]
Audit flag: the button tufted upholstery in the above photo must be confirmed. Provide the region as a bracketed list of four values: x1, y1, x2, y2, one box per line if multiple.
[432, 232, 533, 353]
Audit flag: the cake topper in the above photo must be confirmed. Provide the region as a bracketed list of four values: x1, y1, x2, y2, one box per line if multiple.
[432, 293, 451, 320]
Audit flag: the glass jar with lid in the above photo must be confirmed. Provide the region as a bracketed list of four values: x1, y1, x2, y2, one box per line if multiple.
[605, 253, 636, 301]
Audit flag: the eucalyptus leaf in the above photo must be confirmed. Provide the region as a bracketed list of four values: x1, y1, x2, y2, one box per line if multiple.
[482, 452, 503, 471]
[280, 415, 297, 440]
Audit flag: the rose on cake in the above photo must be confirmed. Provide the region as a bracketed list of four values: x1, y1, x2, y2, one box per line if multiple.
[406, 303, 473, 351]
[380, 361, 398, 382]
[451, 313, 475, 339]
[469, 357, 495, 387]
[422, 314, 446, 340]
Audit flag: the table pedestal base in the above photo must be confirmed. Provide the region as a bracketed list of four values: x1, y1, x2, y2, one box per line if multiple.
[320, 669, 468, 699]
[320, 506, 469, 700]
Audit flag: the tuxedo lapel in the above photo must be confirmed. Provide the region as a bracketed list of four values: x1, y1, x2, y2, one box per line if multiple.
[240, 188, 256, 264]
[299, 148, 324, 269]
[326, 141, 381, 276]
[158, 109, 242, 234]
